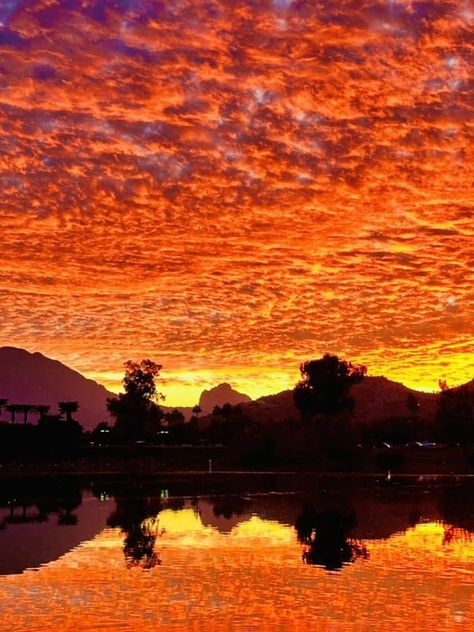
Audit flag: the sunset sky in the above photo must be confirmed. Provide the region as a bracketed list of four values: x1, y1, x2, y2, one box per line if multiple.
[1, 0, 473, 405]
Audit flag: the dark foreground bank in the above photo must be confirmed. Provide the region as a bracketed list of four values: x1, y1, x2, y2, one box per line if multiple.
[1, 444, 473, 477]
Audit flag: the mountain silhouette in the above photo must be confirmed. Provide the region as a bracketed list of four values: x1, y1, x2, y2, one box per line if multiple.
[0, 347, 114, 430]
[350, 376, 438, 425]
[198, 382, 252, 414]
[235, 376, 439, 426]
[0, 347, 251, 429]
[2, 347, 472, 431]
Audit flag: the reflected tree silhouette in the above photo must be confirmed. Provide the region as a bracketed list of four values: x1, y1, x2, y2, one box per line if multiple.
[107, 489, 162, 569]
[57, 498, 80, 525]
[439, 484, 474, 535]
[56, 481, 82, 526]
[0, 477, 84, 526]
[295, 506, 368, 571]
[123, 521, 160, 569]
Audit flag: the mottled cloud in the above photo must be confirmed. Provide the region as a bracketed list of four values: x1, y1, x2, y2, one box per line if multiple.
[0, 0, 473, 403]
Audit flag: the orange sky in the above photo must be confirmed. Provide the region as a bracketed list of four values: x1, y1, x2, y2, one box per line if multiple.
[0, 0, 473, 405]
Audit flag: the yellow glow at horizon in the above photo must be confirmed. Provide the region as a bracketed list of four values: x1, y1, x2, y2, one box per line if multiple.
[98, 369, 297, 407]
[90, 364, 466, 407]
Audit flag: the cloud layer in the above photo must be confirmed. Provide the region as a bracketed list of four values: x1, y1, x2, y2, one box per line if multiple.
[1, 1, 473, 403]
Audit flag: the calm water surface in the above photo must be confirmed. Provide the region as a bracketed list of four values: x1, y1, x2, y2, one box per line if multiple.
[0, 474, 473, 631]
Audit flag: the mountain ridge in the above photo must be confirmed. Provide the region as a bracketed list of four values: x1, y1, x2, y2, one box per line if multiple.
[237, 375, 439, 426]
[0, 347, 252, 430]
[0, 346, 115, 430]
[1, 346, 472, 431]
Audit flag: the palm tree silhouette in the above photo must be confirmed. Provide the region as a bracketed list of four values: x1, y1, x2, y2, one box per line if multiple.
[6, 404, 21, 424]
[35, 405, 50, 421]
[58, 401, 79, 422]
[192, 404, 202, 421]
[0, 398, 8, 420]
[19, 404, 34, 424]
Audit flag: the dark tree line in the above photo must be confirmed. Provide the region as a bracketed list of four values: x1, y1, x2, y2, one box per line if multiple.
[2, 354, 473, 464]
[436, 384, 474, 445]
[0, 400, 83, 457]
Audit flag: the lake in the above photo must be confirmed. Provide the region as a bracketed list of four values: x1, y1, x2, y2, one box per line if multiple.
[1, 474, 473, 631]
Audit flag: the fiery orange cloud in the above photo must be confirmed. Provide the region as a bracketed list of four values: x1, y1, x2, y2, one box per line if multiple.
[0, 1, 473, 404]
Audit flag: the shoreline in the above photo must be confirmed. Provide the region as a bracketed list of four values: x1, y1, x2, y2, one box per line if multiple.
[1, 466, 473, 480]
[1, 445, 473, 480]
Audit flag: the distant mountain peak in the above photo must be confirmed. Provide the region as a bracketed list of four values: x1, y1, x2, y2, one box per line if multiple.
[198, 383, 251, 414]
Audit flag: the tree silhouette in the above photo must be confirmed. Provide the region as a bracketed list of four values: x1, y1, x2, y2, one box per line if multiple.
[0, 398, 8, 419]
[294, 354, 366, 420]
[164, 409, 185, 427]
[406, 393, 420, 420]
[192, 404, 202, 422]
[91, 421, 113, 445]
[37, 413, 83, 453]
[439, 379, 449, 392]
[123, 359, 164, 401]
[36, 415, 83, 455]
[436, 386, 474, 445]
[213, 403, 233, 419]
[35, 404, 50, 420]
[18, 404, 34, 425]
[6, 404, 21, 424]
[107, 359, 164, 443]
[122, 521, 160, 569]
[58, 401, 79, 422]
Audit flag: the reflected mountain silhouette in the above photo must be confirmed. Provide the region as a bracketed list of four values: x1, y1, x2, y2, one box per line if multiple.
[213, 496, 248, 520]
[196, 484, 433, 543]
[0, 478, 113, 574]
[197, 497, 252, 533]
[1, 476, 474, 576]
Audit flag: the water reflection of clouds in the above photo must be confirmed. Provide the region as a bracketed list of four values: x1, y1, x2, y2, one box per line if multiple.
[131, 504, 474, 577]
[2, 499, 474, 631]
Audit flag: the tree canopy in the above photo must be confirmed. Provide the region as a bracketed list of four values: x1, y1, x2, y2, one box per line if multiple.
[122, 359, 164, 401]
[436, 385, 474, 445]
[294, 353, 366, 419]
[58, 401, 79, 422]
[107, 359, 164, 443]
